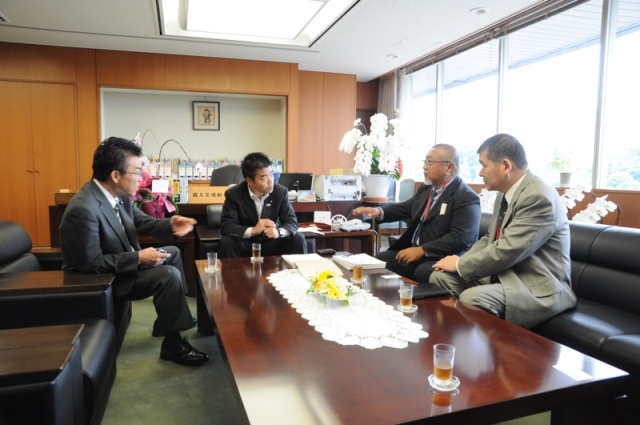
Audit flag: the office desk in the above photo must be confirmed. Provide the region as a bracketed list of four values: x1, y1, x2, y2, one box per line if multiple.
[195, 257, 629, 424]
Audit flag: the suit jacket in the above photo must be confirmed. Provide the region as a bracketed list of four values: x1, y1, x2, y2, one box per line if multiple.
[60, 180, 176, 297]
[457, 171, 577, 328]
[220, 182, 298, 240]
[382, 176, 480, 259]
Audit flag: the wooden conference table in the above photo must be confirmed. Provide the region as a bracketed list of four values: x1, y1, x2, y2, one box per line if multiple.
[195, 257, 628, 425]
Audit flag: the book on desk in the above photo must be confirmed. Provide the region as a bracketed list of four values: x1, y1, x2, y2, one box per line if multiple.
[332, 253, 386, 270]
[281, 254, 343, 278]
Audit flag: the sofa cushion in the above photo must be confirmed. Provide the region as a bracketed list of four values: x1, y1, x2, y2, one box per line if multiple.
[532, 298, 640, 359]
[600, 334, 640, 377]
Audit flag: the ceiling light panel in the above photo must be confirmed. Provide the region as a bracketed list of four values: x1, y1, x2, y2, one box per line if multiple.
[187, 0, 322, 40]
[160, 0, 357, 47]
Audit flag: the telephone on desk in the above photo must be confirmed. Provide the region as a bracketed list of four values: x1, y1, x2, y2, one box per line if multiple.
[340, 219, 371, 232]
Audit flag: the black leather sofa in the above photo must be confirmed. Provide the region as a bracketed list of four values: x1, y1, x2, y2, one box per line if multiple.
[477, 213, 640, 422]
[0, 220, 131, 425]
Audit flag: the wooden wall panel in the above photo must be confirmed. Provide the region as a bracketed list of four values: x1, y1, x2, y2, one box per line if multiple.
[0, 81, 37, 236]
[31, 83, 78, 246]
[0, 42, 77, 83]
[324, 73, 357, 172]
[229, 59, 291, 94]
[297, 71, 324, 174]
[75, 49, 98, 184]
[286, 64, 300, 171]
[96, 50, 166, 87]
[165, 55, 230, 91]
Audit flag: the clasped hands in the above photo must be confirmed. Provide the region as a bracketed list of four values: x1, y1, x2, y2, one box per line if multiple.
[251, 218, 280, 239]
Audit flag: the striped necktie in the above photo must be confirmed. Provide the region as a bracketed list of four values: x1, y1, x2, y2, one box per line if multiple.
[114, 203, 134, 251]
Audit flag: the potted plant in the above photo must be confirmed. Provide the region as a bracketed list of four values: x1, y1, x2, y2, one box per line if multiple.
[548, 150, 572, 186]
[339, 113, 405, 199]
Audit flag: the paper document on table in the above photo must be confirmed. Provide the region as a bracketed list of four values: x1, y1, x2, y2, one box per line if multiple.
[298, 225, 325, 235]
[333, 253, 386, 270]
[281, 254, 343, 278]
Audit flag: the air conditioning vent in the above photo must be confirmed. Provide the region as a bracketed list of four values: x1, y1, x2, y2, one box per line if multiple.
[0, 13, 9, 23]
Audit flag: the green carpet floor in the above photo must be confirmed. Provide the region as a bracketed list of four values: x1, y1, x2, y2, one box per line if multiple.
[101, 292, 549, 425]
[101, 297, 244, 425]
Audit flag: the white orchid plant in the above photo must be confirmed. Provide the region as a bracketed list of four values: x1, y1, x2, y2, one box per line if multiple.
[561, 183, 619, 224]
[339, 113, 405, 180]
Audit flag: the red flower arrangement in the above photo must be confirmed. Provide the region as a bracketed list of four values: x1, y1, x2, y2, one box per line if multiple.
[131, 170, 178, 219]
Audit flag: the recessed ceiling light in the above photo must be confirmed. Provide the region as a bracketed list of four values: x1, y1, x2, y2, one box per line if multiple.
[469, 7, 488, 15]
[387, 54, 399, 59]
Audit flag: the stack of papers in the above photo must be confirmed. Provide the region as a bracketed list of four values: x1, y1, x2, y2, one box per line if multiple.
[281, 254, 343, 278]
[333, 253, 386, 270]
[298, 225, 325, 235]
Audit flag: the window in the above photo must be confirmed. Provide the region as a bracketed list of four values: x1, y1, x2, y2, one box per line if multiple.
[400, 0, 640, 190]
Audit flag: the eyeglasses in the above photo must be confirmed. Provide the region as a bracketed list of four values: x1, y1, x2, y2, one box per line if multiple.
[422, 159, 451, 166]
[120, 169, 142, 177]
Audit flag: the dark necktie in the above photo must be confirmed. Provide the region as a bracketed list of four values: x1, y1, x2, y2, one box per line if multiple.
[412, 189, 436, 245]
[495, 196, 508, 240]
[114, 203, 134, 251]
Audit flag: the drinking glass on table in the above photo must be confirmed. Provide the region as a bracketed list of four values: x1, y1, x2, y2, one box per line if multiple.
[398, 282, 417, 313]
[351, 261, 364, 285]
[251, 243, 262, 263]
[206, 252, 218, 273]
[429, 343, 460, 392]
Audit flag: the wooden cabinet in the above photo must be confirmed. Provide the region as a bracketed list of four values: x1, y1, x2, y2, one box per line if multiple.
[0, 81, 77, 246]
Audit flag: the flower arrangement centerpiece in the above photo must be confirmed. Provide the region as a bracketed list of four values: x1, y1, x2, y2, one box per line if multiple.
[560, 183, 619, 224]
[339, 113, 405, 179]
[132, 170, 178, 218]
[306, 270, 357, 306]
[130, 131, 179, 219]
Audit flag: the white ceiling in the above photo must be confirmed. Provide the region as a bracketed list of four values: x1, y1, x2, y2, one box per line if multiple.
[0, 0, 542, 82]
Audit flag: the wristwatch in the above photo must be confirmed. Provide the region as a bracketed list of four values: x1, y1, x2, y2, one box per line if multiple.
[279, 228, 286, 238]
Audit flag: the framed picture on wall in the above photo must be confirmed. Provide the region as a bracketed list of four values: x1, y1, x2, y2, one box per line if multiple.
[193, 101, 220, 131]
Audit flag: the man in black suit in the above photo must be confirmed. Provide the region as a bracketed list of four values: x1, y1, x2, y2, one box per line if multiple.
[353, 144, 480, 283]
[218, 152, 306, 258]
[59, 137, 208, 366]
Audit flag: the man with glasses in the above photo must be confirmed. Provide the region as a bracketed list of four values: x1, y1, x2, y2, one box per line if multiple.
[353, 144, 480, 283]
[60, 137, 209, 366]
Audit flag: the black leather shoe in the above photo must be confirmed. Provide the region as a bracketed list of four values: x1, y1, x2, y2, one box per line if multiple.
[160, 335, 209, 366]
[152, 318, 197, 337]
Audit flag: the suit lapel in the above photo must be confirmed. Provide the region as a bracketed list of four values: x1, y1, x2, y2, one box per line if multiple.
[425, 177, 460, 221]
[89, 182, 133, 251]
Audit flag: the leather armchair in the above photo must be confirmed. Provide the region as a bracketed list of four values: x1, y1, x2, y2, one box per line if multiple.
[196, 205, 223, 259]
[0, 221, 123, 425]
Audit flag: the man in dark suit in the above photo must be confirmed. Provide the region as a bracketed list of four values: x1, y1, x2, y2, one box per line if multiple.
[431, 134, 576, 328]
[218, 152, 306, 258]
[59, 137, 208, 366]
[353, 144, 480, 283]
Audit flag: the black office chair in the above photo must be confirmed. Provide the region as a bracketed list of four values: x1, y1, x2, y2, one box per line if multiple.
[196, 205, 223, 258]
[210, 164, 244, 186]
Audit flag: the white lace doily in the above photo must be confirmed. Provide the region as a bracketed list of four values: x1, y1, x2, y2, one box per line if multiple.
[267, 269, 429, 349]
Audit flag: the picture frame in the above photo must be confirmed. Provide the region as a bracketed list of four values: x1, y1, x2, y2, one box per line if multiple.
[193, 101, 220, 131]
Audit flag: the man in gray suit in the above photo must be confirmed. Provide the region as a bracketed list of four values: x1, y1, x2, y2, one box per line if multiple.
[354, 144, 480, 283]
[60, 137, 208, 366]
[431, 134, 577, 329]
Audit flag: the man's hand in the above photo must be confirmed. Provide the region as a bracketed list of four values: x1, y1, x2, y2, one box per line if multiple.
[170, 215, 197, 236]
[251, 218, 276, 237]
[432, 255, 459, 273]
[138, 247, 171, 266]
[395, 246, 425, 265]
[352, 207, 381, 219]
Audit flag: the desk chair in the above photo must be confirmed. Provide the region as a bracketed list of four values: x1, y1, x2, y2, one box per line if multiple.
[378, 179, 416, 251]
[210, 164, 244, 186]
[196, 205, 223, 258]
